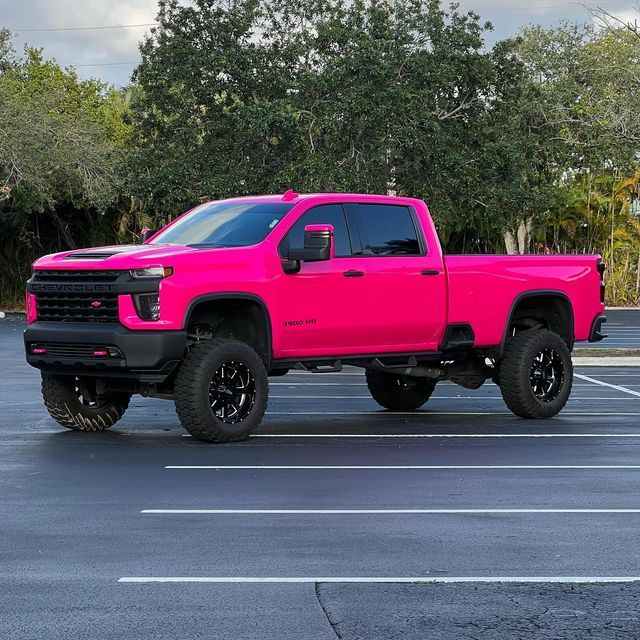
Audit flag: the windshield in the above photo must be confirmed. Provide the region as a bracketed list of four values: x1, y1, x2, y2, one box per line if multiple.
[152, 201, 295, 247]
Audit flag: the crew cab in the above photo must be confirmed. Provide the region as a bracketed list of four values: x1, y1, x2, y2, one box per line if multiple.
[24, 191, 607, 442]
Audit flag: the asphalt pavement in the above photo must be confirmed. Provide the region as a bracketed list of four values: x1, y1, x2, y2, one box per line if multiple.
[575, 308, 640, 349]
[2, 314, 640, 639]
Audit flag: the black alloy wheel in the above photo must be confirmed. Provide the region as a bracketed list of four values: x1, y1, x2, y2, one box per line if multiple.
[529, 348, 564, 402]
[74, 377, 108, 409]
[498, 328, 573, 419]
[174, 338, 269, 443]
[208, 361, 257, 424]
[365, 369, 437, 410]
[41, 374, 130, 430]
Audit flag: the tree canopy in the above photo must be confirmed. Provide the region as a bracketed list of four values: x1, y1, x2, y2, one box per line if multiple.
[129, 0, 548, 249]
[0, 35, 132, 298]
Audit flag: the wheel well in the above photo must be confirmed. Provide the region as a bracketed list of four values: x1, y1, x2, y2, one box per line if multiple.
[507, 293, 574, 348]
[185, 297, 272, 367]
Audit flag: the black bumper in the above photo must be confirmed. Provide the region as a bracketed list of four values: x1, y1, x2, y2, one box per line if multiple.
[24, 322, 187, 382]
[588, 314, 608, 342]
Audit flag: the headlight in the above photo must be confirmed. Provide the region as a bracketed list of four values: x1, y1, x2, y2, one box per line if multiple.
[130, 267, 173, 278]
[135, 293, 161, 321]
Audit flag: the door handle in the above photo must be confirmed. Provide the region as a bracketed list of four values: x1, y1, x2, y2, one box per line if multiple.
[344, 270, 365, 277]
[420, 270, 441, 276]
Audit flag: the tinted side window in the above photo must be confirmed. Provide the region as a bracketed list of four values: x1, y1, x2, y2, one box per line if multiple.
[356, 205, 421, 256]
[279, 204, 352, 257]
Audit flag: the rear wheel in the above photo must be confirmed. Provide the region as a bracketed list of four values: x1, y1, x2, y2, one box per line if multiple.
[498, 328, 572, 418]
[41, 374, 130, 431]
[174, 338, 268, 443]
[365, 370, 437, 411]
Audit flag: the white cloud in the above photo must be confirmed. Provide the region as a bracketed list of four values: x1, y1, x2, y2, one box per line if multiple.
[590, 7, 640, 31]
[3, 0, 158, 85]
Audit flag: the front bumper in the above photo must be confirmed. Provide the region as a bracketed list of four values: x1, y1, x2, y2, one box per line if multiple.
[24, 322, 187, 382]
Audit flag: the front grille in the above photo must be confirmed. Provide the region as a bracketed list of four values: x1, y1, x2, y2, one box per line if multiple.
[29, 343, 123, 359]
[34, 270, 122, 282]
[36, 292, 119, 323]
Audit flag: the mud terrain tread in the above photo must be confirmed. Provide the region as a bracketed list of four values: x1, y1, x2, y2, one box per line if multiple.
[365, 370, 437, 411]
[41, 374, 129, 430]
[174, 338, 268, 443]
[498, 328, 573, 419]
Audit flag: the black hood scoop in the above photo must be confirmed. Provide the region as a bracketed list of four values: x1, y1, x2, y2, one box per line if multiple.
[64, 250, 127, 260]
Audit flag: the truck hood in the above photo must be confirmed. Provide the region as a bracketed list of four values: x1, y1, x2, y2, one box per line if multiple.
[33, 244, 202, 269]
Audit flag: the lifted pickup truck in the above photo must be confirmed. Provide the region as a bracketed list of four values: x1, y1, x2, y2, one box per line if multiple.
[25, 192, 607, 442]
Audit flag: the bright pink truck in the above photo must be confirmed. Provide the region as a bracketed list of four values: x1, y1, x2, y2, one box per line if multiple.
[24, 192, 607, 442]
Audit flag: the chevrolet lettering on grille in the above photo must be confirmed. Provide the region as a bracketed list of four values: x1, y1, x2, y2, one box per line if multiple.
[30, 283, 115, 293]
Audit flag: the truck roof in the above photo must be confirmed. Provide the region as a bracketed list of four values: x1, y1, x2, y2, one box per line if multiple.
[212, 191, 419, 206]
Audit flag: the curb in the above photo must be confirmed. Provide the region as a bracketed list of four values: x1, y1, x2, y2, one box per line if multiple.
[573, 357, 640, 366]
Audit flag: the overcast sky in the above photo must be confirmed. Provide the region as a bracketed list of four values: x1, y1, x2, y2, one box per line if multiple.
[1, 0, 637, 86]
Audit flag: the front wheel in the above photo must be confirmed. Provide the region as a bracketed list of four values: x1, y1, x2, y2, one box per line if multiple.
[498, 328, 572, 419]
[41, 374, 131, 431]
[174, 339, 268, 443]
[365, 370, 437, 411]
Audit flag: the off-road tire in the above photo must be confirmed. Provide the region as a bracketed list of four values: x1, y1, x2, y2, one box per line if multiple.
[41, 374, 130, 431]
[365, 370, 437, 411]
[498, 328, 573, 419]
[174, 338, 268, 443]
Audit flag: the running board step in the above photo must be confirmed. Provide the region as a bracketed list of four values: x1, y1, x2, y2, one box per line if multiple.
[295, 360, 343, 373]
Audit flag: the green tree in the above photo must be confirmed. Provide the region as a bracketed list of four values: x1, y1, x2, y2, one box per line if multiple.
[517, 23, 640, 175]
[129, 0, 543, 251]
[516, 23, 640, 300]
[0, 44, 132, 302]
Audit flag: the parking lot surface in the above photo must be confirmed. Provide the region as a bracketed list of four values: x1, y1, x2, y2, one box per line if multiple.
[2, 315, 640, 638]
[575, 308, 640, 349]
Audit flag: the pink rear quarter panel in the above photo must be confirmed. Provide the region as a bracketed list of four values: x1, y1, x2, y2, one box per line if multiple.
[445, 255, 604, 347]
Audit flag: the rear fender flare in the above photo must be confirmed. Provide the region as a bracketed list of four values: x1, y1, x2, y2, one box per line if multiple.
[497, 290, 575, 356]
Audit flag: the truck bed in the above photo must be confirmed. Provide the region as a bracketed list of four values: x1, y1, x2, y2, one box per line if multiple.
[444, 254, 603, 348]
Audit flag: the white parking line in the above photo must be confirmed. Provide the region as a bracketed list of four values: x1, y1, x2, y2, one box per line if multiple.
[164, 464, 640, 470]
[181, 433, 640, 438]
[270, 383, 366, 386]
[118, 576, 640, 584]
[141, 508, 640, 514]
[575, 374, 640, 397]
[269, 396, 639, 400]
[283, 369, 640, 375]
[264, 411, 640, 416]
[280, 374, 640, 379]
[283, 373, 364, 376]
[270, 382, 640, 387]
[575, 374, 640, 377]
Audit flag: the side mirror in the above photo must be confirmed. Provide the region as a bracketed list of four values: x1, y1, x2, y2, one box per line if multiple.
[139, 227, 154, 244]
[287, 224, 334, 262]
